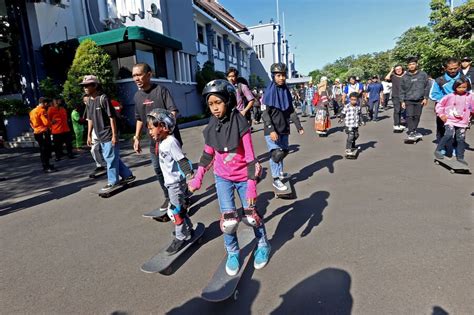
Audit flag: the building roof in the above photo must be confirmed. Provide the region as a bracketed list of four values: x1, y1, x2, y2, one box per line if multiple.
[78, 26, 183, 50]
[194, 0, 247, 33]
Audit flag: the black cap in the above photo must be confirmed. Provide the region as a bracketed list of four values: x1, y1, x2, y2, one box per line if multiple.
[461, 56, 472, 62]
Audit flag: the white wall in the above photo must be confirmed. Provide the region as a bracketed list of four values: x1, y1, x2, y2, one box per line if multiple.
[33, 2, 88, 45]
[105, 0, 165, 34]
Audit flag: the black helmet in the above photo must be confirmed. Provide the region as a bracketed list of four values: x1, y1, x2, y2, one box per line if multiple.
[147, 108, 176, 133]
[270, 63, 287, 74]
[202, 79, 237, 110]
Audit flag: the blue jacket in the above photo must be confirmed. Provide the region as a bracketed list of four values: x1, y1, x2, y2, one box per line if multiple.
[429, 72, 462, 102]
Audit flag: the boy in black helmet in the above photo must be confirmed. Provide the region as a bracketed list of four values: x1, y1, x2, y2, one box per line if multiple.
[146, 108, 194, 255]
[261, 63, 304, 191]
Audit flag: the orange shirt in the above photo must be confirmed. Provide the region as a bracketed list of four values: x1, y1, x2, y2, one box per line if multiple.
[29, 105, 50, 134]
[47, 106, 70, 134]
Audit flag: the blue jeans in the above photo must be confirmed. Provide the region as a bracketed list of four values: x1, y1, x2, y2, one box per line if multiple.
[100, 141, 132, 185]
[368, 99, 380, 121]
[305, 99, 314, 115]
[436, 125, 465, 159]
[214, 175, 268, 254]
[264, 134, 289, 178]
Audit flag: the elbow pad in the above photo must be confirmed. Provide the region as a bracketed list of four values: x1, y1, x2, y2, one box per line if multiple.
[199, 151, 213, 169]
[177, 157, 193, 178]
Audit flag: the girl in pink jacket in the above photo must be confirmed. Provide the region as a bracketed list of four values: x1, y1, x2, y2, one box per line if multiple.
[188, 80, 270, 276]
[434, 78, 474, 165]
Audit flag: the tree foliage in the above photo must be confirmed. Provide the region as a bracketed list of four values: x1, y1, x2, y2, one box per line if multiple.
[195, 61, 226, 93]
[62, 39, 115, 108]
[39, 77, 62, 99]
[308, 0, 474, 80]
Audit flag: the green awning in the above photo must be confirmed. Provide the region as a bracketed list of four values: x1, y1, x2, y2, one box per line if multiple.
[78, 26, 182, 50]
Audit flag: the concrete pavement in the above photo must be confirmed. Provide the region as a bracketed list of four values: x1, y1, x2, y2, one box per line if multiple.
[1, 104, 472, 314]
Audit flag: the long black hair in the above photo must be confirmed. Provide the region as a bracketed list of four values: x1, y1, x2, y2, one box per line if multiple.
[453, 77, 471, 93]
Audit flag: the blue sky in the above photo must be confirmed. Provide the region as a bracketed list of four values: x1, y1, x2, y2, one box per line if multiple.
[219, 0, 436, 75]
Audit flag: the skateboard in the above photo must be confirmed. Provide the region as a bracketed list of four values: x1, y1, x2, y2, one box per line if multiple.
[201, 227, 256, 302]
[274, 178, 296, 199]
[434, 159, 471, 174]
[404, 137, 422, 144]
[345, 147, 360, 159]
[142, 208, 170, 222]
[89, 169, 107, 179]
[141, 222, 205, 274]
[316, 131, 328, 137]
[393, 129, 404, 133]
[95, 181, 133, 198]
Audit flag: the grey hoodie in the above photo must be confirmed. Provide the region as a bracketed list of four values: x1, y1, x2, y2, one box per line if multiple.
[399, 70, 430, 102]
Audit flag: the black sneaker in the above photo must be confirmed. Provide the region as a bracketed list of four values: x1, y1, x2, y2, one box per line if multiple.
[166, 238, 187, 255]
[160, 198, 170, 211]
[121, 175, 136, 184]
[94, 166, 105, 173]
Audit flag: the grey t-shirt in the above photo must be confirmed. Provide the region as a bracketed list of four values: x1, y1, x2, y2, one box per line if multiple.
[86, 94, 116, 143]
[158, 135, 186, 186]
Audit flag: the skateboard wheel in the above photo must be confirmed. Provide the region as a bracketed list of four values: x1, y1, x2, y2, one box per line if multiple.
[197, 237, 204, 245]
[450, 169, 455, 174]
[164, 266, 173, 275]
[233, 290, 239, 301]
[434, 161, 440, 165]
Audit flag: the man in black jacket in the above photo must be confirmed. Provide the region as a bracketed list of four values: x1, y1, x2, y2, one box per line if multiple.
[400, 57, 430, 141]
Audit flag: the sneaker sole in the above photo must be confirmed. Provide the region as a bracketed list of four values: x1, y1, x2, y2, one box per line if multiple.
[272, 184, 288, 191]
[254, 260, 268, 270]
[225, 266, 239, 276]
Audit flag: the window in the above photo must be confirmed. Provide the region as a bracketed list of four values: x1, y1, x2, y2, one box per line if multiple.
[103, 42, 168, 80]
[217, 35, 223, 51]
[135, 42, 155, 74]
[154, 46, 167, 79]
[254, 44, 265, 59]
[197, 24, 205, 44]
[231, 44, 235, 56]
[174, 51, 194, 84]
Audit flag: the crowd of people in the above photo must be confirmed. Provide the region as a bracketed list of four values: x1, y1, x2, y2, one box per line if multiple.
[29, 55, 473, 276]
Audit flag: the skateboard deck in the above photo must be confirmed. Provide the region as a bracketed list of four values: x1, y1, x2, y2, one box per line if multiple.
[89, 170, 107, 179]
[142, 208, 170, 222]
[404, 138, 422, 144]
[345, 147, 360, 159]
[94, 181, 133, 198]
[274, 179, 296, 199]
[434, 159, 471, 174]
[393, 129, 404, 133]
[141, 222, 205, 274]
[201, 227, 256, 302]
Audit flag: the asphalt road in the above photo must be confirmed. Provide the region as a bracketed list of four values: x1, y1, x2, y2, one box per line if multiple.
[1, 104, 473, 314]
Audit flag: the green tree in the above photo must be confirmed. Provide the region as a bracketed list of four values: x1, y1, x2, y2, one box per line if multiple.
[345, 67, 364, 80]
[39, 77, 61, 99]
[195, 61, 226, 93]
[249, 74, 265, 89]
[62, 39, 115, 108]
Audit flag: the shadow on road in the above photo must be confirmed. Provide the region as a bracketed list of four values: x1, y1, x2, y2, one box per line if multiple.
[266, 191, 329, 259]
[270, 268, 353, 314]
[358, 141, 377, 153]
[165, 272, 260, 315]
[432, 306, 449, 315]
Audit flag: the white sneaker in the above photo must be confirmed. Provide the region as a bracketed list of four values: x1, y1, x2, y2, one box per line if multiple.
[272, 179, 288, 191]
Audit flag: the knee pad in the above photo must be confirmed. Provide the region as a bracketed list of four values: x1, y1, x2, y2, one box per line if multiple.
[242, 206, 262, 228]
[220, 210, 240, 234]
[271, 149, 288, 163]
[167, 204, 185, 226]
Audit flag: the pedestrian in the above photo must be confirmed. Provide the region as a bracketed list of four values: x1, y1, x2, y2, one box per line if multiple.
[146, 108, 195, 254]
[340, 92, 361, 154]
[304, 82, 316, 117]
[261, 63, 304, 191]
[342, 76, 365, 124]
[188, 79, 270, 276]
[385, 65, 406, 131]
[83, 75, 135, 191]
[381, 79, 392, 110]
[460, 56, 473, 84]
[71, 103, 85, 151]
[430, 58, 465, 144]
[434, 78, 473, 166]
[132, 63, 183, 212]
[331, 78, 343, 117]
[365, 75, 384, 122]
[47, 97, 74, 160]
[84, 95, 106, 175]
[400, 57, 430, 141]
[314, 76, 332, 135]
[251, 88, 262, 124]
[29, 97, 56, 173]
[227, 67, 255, 125]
